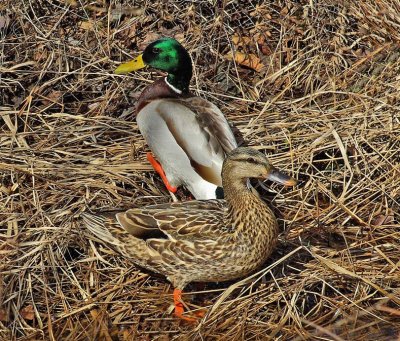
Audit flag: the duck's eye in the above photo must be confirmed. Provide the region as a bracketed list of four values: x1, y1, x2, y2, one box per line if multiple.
[152, 47, 162, 54]
[246, 157, 257, 164]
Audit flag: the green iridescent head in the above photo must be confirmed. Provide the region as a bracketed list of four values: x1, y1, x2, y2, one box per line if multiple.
[115, 37, 193, 92]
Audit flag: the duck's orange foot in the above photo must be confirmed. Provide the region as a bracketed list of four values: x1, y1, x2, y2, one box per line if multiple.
[146, 153, 177, 193]
[173, 288, 206, 323]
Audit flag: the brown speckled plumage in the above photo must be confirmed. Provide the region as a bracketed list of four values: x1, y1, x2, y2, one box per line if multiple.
[83, 147, 296, 291]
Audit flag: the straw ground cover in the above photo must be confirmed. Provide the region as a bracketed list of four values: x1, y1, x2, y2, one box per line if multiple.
[1, 0, 399, 340]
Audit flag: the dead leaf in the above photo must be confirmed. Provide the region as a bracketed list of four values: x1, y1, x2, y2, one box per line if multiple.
[253, 33, 265, 45]
[225, 51, 264, 72]
[88, 102, 101, 111]
[65, 0, 77, 7]
[138, 32, 160, 50]
[127, 23, 137, 38]
[79, 21, 102, 31]
[174, 33, 185, 44]
[232, 35, 251, 47]
[372, 212, 394, 226]
[159, 26, 183, 40]
[20, 305, 35, 320]
[80, 21, 94, 30]
[162, 13, 174, 22]
[41, 90, 63, 106]
[249, 5, 271, 18]
[0, 309, 9, 322]
[0, 15, 10, 29]
[261, 44, 272, 55]
[33, 43, 48, 62]
[48, 90, 63, 101]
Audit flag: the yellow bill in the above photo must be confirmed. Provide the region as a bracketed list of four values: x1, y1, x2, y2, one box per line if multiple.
[115, 54, 145, 74]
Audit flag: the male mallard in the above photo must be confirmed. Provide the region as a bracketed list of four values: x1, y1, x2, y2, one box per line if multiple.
[83, 147, 297, 321]
[115, 37, 237, 199]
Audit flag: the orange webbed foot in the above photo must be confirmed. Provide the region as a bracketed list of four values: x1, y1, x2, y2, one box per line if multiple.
[173, 288, 205, 323]
[146, 153, 177, 193]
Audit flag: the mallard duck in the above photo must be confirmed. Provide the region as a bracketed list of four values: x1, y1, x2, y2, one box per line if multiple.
[83, 147, 297, 321]
[115, 37, 237, 199]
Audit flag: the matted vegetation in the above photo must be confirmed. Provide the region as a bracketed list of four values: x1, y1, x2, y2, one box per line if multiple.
[1, 0, 399, 340]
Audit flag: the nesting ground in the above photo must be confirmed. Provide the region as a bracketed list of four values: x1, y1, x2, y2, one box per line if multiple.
[1, 1, 400, 340]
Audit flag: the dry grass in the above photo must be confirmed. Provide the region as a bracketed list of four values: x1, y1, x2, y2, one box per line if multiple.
[1, 0, 400, 340]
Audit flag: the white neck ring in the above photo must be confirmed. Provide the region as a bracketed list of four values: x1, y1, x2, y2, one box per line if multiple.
[165, 77, 182, 94]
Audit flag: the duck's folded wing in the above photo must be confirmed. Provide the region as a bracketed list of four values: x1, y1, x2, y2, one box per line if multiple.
[153, 98, 237, 185]
[146, 237, 226, 266]
[116, 199, 227, 241]
[181, 96, 238, 153]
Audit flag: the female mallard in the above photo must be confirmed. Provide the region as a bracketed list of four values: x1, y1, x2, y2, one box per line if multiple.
[115, 37, 237, 199]
[83, 147, 297, 321]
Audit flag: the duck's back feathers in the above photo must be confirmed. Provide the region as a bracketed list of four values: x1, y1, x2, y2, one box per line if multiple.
[117, 199, 226, 242]
[177, 96, 237, 154]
